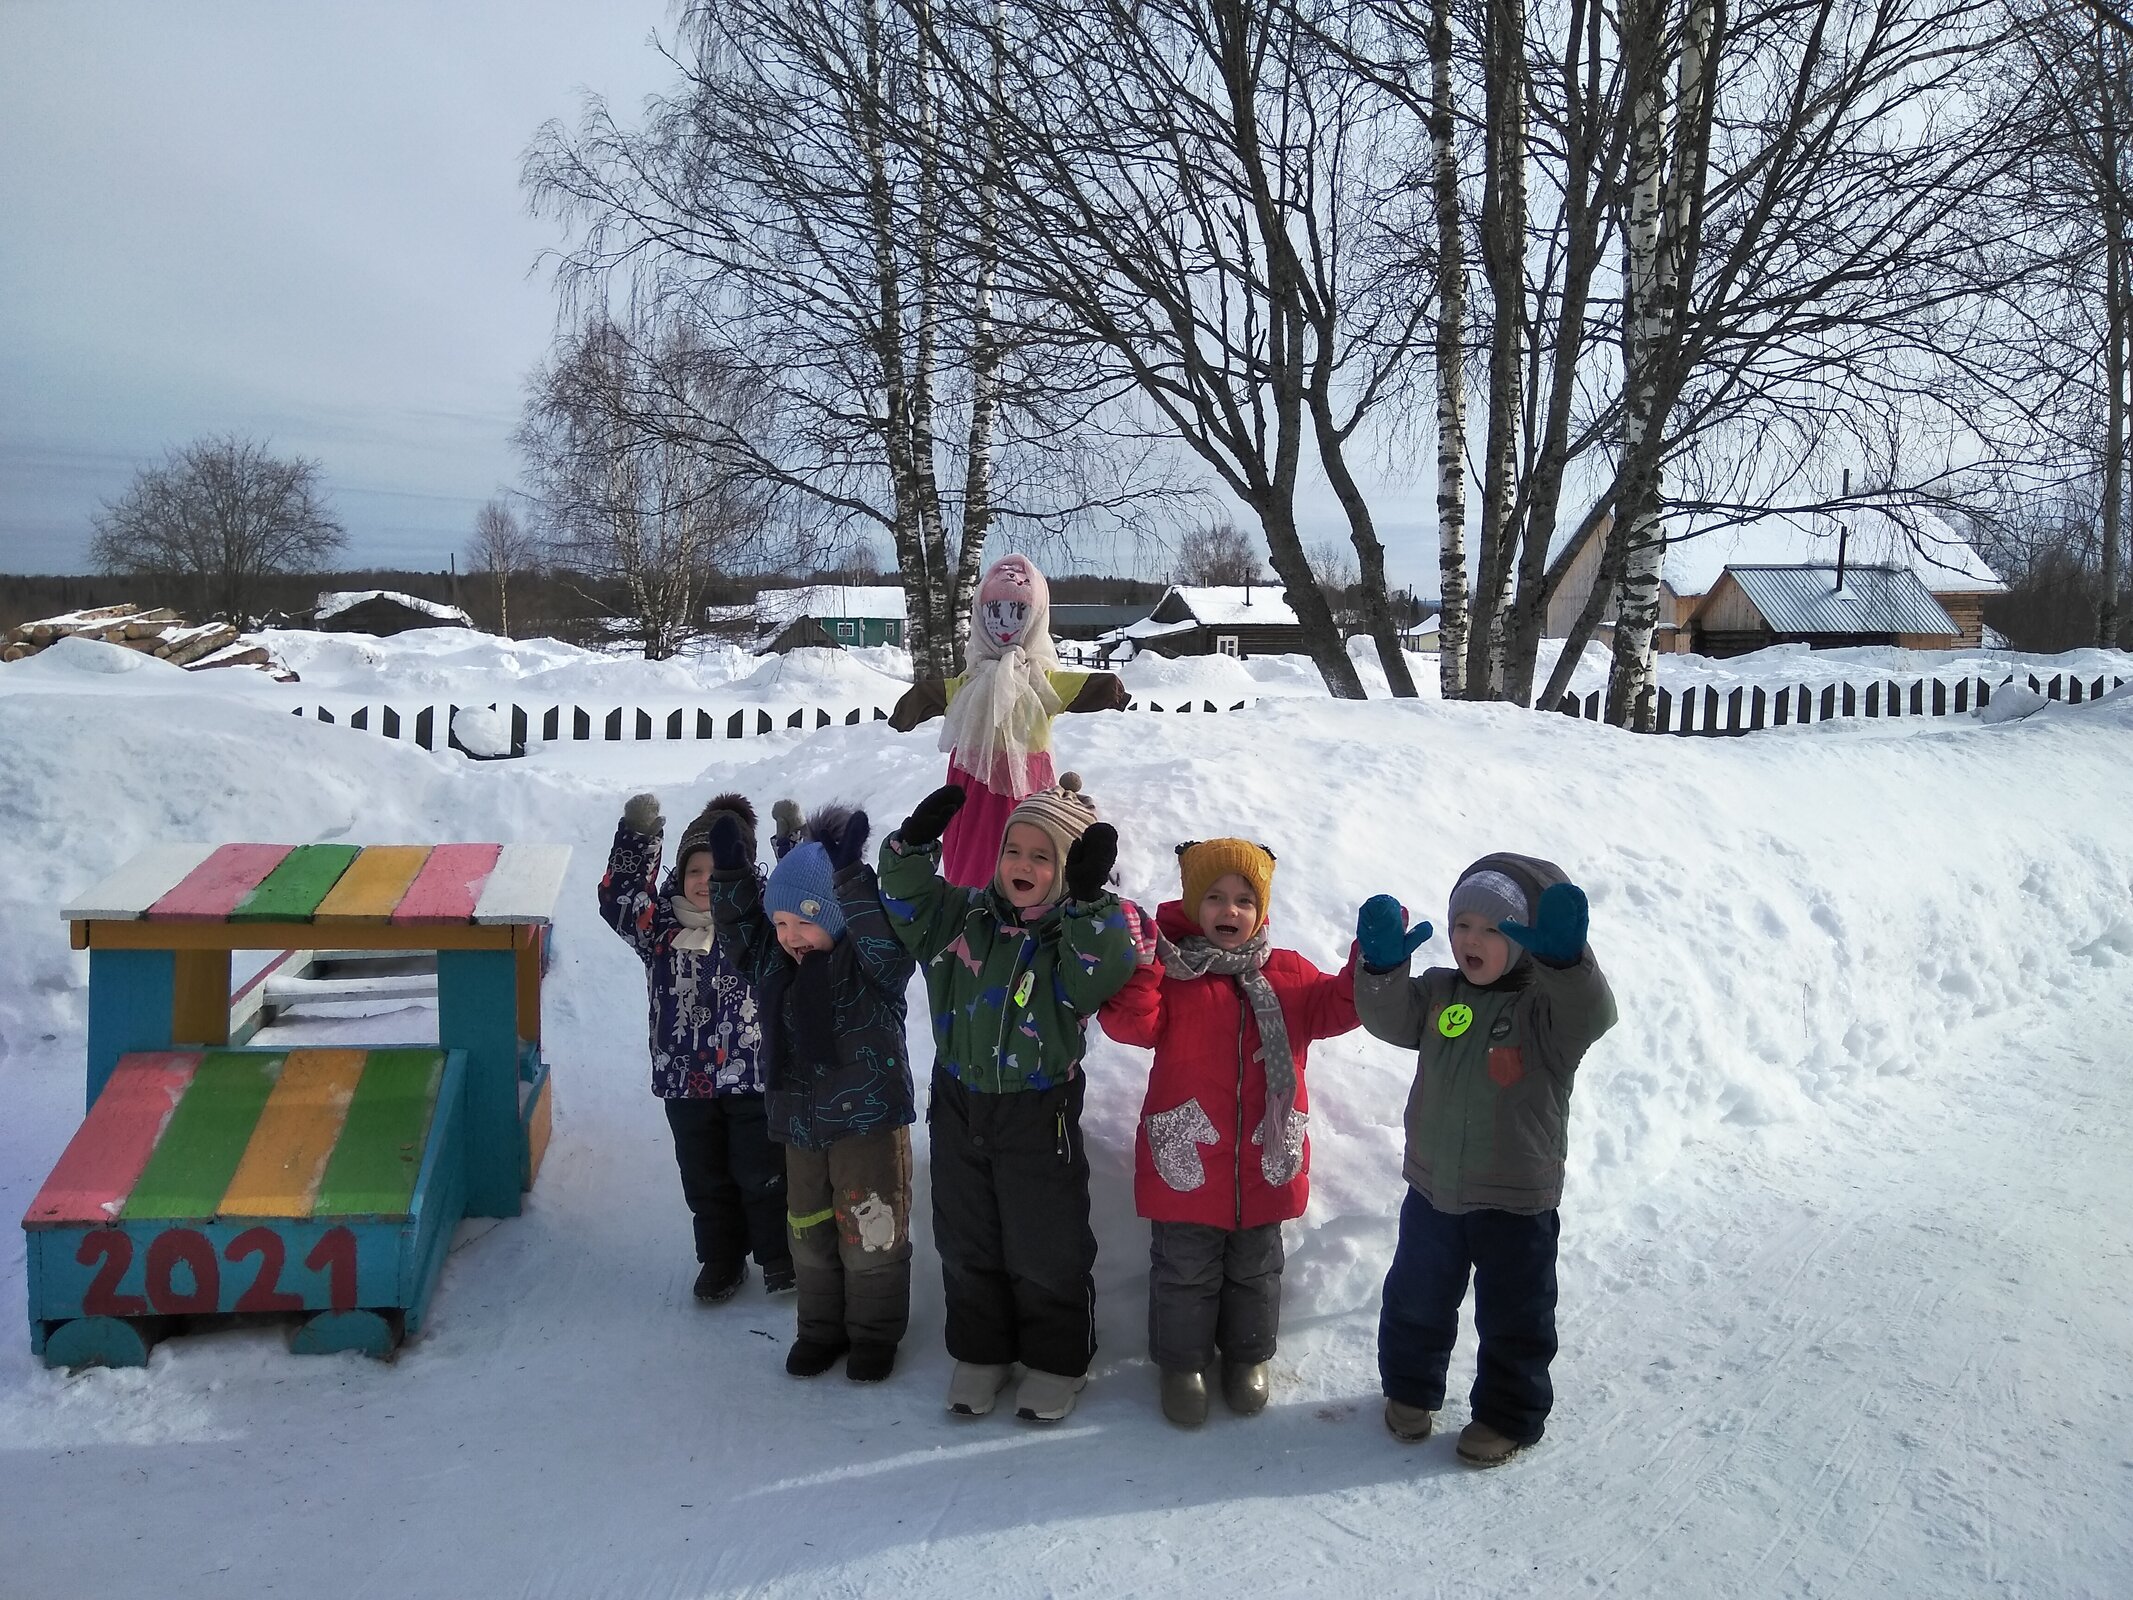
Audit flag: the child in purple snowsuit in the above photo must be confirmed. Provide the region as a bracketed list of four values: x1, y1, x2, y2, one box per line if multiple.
[598, 790, 795, 1301]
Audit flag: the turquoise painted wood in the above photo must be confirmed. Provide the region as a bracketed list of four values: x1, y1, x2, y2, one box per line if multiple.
[84, 948, 176, 1108]
[29, 1051, 470, 1367]
[41, 1315, 155, 1369]
[436, 947, 523, 1219]
[289, 1310, 398, 1358]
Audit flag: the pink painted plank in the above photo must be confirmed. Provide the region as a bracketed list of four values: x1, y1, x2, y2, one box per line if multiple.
[22, 1052, 203, 1228]
[390, 842, 502, 925]
[147, 843, 293, 922]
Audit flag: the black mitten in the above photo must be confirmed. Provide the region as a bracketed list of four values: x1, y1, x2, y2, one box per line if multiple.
[1064, 823, 1118, 903]
[899, 785, 966, 848]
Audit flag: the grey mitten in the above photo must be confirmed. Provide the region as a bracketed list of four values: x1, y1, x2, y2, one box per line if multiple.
[772, 798, 803, 843]
[622, 792, 664, 837]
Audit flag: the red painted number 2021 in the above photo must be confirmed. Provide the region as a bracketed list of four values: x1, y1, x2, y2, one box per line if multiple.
[76, 1226, 358, 1317]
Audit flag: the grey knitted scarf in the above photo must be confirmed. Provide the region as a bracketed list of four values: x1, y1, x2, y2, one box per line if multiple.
[1154, 927, 1306, 1186]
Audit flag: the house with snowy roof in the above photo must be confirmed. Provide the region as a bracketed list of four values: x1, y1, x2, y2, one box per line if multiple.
[312, 590, 471, 635]
[1095, 582, 1306, 661]
[746, 584, 908, 653]
[1544, 508, 2003, 655]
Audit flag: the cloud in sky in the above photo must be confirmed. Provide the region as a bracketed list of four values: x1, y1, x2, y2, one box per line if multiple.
[0, 1, 1442, 590]
[0, 0, 673, 573]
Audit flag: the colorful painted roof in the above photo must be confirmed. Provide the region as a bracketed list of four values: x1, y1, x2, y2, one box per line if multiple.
[23, 1048, 450, 1228]
[62, 842, 569, 926]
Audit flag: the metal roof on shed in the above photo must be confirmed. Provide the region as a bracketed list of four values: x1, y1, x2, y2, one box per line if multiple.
[1724, 565, 1957, 637]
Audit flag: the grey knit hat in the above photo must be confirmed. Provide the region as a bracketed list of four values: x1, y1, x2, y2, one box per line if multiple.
[1448, 867, 1529, 931]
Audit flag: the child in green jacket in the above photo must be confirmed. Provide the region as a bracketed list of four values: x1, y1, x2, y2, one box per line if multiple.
[876, 773, 1138, 1423]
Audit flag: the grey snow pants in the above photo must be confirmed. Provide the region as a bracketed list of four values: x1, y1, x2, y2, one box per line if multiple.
[1148, 1219, 1284, 1373]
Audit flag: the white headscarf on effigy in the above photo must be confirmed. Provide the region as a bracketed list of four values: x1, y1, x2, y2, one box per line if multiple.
[938, 554, 1064, 800]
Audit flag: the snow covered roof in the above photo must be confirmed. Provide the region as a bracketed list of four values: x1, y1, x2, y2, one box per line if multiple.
[1153, 585, 1302, 628]
[1723, 565, 1958, 637]
[752, 585, 907, 628]
[314, 590, 471, 625]
[1663, 509, 2001, 597]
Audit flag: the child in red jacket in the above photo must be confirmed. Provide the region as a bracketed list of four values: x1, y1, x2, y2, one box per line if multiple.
[1101, 838, 1360, 1427]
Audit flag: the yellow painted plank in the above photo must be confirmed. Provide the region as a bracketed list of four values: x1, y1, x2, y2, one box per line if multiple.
[312, 847, 431, 924]
[218, 1048, 367, 1217]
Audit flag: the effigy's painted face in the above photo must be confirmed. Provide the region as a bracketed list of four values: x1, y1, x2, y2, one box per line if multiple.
[981, 597, 1030, 647]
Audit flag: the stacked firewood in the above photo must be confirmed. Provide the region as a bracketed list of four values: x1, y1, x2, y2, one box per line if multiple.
[2, 605, 277, 672]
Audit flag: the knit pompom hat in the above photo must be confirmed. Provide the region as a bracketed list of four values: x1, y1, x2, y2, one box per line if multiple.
[1177, 838, 1276, 935]
[762, 804, 861, 941]
[999, 772, 1099, 905]
[677, 793, 757, 873]
[764, 842, 845, 940]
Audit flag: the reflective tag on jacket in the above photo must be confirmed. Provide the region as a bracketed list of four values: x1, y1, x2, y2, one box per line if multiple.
[1437, 1003, 1474, 1038]
[1013, 971, 1036, 1008]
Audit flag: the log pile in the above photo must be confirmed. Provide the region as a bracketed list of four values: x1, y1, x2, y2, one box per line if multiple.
[2, 605, 287, 676]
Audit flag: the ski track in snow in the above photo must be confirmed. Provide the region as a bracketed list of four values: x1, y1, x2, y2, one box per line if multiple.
[0, 640, 2129, 1598]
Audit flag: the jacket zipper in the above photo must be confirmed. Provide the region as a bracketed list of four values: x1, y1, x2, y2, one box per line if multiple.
[1233, 977, 1247, 1230]
[990, 913, 1033, 1093]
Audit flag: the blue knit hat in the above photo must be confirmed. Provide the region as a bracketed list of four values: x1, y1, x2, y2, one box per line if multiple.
[764, 840, 846, 940]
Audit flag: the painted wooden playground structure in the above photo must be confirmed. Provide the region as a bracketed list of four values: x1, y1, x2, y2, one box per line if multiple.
[23, 841, 567, 1367]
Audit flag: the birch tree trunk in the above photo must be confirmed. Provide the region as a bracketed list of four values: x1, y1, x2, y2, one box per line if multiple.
[1605, 0, 1711, 728]
[1431, 0, 1471, 699]
[2100, 17, 2127, 648]
[1462, 0, 1527, 700]
[950, 0, 1007, 673]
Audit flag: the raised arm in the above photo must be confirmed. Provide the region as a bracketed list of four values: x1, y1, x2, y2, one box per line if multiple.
[1051, 827, 1136, 1016]
[1352, 895, 1435, 1050]
[704, 816, 786, 989]
[1293, 943, 1363, 1044]
[1502, 884, 1618, 1065]
[595, 796, 677, 964]
[875, 786, 983, 961]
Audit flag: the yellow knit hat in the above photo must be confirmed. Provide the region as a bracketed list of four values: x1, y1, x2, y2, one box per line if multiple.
[1177, 837, 1276, 933]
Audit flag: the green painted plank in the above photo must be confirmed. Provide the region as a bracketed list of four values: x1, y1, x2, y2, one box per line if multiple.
[122, 1051, 285, 1219]
[229, 844, 362, 923]
[313, 1049, 445, 1218]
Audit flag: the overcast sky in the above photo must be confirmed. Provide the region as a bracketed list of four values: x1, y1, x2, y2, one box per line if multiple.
[1, 1, 1439, 588]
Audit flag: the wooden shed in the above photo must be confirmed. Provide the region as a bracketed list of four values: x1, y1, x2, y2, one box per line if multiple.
[313, 591, 472, 636]
[1099, 584, 1306, 660]
[1689, 564, 1959, 657]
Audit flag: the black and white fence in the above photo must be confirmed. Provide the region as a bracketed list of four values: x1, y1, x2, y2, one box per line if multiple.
[286, 695, 1255, 755]
[1554, 669, 2128, 736]
[285, 669, 2122, 756]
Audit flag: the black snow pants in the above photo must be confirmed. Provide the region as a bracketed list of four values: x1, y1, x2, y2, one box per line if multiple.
[664, 1094, 792, 1276]
[927, 1069, 1097, 1377]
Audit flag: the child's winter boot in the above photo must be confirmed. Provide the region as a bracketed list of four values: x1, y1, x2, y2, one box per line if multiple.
[1160, 1367, 1208, 1428]
[1383, 1399, 1435, 1442]
[947, 1361, 1014, 1417]
[785, 1335, 849, 1377]
[695, 1262, 746, 1303]
[1220, 1360, 1270, 1416]
[846, 1342, 897, 1383]
[1014, 1368, 1088, 1422]
[1455, 1418, 1525, 1466]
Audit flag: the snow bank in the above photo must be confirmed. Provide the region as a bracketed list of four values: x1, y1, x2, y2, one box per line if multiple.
[4, 623, 2132, 1596]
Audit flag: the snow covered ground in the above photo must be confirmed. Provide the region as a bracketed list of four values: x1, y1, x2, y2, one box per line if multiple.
[2, 630, 2130, 1598]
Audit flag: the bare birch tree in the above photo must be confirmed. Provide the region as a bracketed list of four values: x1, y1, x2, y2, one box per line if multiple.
[467, 499, 537, 638]
[516, 317, 775, 660]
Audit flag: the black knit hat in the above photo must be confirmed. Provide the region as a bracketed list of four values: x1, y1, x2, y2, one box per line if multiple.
[677, 793, 758, 872]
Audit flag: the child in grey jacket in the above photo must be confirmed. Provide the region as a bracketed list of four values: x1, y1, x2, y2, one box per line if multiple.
[1353, 852, 1617, 1467]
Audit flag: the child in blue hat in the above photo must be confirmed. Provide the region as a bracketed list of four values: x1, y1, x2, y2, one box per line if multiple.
[706, 803, 918, 1383]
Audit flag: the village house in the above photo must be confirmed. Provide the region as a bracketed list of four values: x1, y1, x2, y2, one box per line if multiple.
[734, 585, 909, 653]
[1543, 508, 2003, 655]
[1096, 582, 1307, 661]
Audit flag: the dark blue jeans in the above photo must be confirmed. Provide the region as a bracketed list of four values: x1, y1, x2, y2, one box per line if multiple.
[1378, 1187, 1560, 1445]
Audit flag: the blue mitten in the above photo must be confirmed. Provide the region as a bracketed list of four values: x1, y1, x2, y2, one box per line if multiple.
[1500, 882, 1588, 966]
[1356, 895, 1432, 971]
[706, 815, 749, 873]
[826, 809, 871, 872]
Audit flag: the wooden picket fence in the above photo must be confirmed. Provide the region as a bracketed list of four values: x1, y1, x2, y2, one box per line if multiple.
[286, 695, 1254, 756]
[1554, 669, 2128, 736]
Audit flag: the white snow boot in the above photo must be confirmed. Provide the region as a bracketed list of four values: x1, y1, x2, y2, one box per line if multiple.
[1014, 1368, 1088, 1422]
[947, 1361, 1014, 1417]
